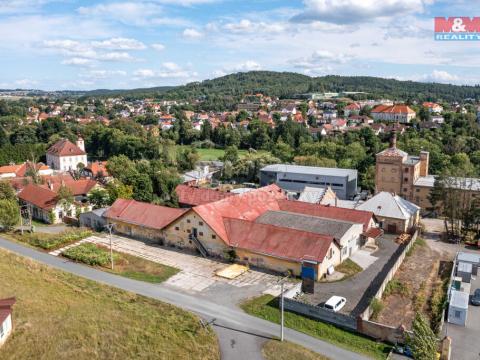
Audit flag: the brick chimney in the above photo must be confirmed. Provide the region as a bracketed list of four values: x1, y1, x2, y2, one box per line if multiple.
[419, 151, 429, 177]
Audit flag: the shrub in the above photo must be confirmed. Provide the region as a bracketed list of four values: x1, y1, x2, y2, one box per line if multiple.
[16, 229, 92, 250]
[369, 298, 384, 321]
[63, 243, 119, 267]
[383, 279, 409, 298]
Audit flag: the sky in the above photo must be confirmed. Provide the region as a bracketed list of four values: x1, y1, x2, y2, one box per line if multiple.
[0, 0, 479, 90]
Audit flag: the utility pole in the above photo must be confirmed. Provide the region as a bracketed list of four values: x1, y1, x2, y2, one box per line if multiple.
[104, 223, 115, 270]
[278, 274, 289, 342]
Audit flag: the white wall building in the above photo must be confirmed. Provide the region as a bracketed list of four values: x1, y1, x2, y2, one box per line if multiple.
[46, 138, 87, 172]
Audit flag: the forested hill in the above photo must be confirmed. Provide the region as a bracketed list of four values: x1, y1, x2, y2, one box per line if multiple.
[85, 71, 480, 105]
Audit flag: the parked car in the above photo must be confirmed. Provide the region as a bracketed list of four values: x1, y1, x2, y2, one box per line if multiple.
[324, 296, 346, 312]
[471, 289, 480, 306]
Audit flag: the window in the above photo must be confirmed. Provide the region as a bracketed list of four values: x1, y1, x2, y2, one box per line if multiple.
[187, 229, 191, 233]
[186, 219, 191, 223]
[416, 188, 420, 192]
[404, 178, 408, 183]
[199, 232, 204, 236]
[211, 234, 216, 239]
[403, 188, 408, 193]
[404, 168, 409, 173]
[199, 221, 204, 226]
[0, 322, 4, 338]
[455, 310, 461, 318]
[175, 227, 179, 231]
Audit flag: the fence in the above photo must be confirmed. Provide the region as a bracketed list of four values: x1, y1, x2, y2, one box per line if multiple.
[282, 297, 357, 330]
[360, 230, 418, 320]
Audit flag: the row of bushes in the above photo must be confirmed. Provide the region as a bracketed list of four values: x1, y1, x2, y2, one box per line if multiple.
[18, 229, 92, 250]
[62, 243, 119, 267]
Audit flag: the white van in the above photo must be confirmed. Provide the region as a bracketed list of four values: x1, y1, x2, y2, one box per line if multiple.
[324, 296, 346, 312]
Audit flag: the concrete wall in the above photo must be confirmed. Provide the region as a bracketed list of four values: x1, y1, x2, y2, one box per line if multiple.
[0, 314, 12, 347]
[357, 318, 412, 344]
[283, 297, 357, 330]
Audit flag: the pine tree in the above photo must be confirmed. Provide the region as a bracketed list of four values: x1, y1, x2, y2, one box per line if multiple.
[407, 312, 438, 360]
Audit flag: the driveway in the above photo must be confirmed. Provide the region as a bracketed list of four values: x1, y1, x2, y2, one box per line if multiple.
[300, 234, 399, 316]
[80, 234, 296, 306]
[444, 270, 480, 360]
[0, 237, 369, 360]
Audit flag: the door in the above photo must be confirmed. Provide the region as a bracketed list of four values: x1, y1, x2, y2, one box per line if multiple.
[387, 224, 397, 233]
[192, 228, 198, 238]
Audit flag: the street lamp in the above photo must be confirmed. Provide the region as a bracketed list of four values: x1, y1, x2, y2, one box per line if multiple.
[278, 274, 290, 342]
[104, 223, 115, 270]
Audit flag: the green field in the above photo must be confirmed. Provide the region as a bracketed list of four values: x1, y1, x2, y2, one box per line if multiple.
[262, 340, 330, 360]
[0, 249, 219, 360]
[241, 295, 391, 360]
[193, 148, 249, 161]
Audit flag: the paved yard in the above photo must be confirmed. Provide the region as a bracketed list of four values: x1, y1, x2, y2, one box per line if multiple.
[299, 234, 399, 316]
[66, 235, 295, 302]
[350, 249, 378, 270]
[444, 271, 480, 360]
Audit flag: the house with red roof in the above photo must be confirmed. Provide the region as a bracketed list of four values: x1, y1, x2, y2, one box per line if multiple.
[82, 161, 110, 179]
[18, 179, 96, 224]
[104, 198, 188, 242]
[46, 138, 87, 172]
[0, 297, 16, 348]
[422, 102, 443, 114]
[371, 104, 416, 123]
[0, 162, 52, 179]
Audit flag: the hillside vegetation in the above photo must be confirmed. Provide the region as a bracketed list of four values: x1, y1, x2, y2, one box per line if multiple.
[89, 71, 480, 105]
[0, 249, 219, 360]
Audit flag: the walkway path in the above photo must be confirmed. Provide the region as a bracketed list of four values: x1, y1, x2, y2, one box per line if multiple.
[0, 237, 369, 360]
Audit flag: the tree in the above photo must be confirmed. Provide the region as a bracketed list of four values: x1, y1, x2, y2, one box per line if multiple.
[418, 107, 432, 122]
[88, 188, 111, 208]
[407, 313, 437, 360]
[57, 185, 74, 216]
[223, 145, 239, 164]
[106, 180, 133, 203]
[0, 199, 19, 231]
[0, 181, 16, 201]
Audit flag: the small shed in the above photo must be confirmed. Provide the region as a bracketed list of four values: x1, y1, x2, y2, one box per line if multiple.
[79, 208, 108, 231]
[448, 290, 469, 326]
[457, 252, 480, 275]
[0, 297, 16, 347]
[457, 261, 473, 283]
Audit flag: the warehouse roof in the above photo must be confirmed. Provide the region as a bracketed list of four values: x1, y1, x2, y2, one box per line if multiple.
[261, 164, 357, 180]
[356, 192, 419, 220]
[175, 184, 235, 207]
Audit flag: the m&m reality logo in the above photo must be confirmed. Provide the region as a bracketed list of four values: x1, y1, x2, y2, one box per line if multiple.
[435, 17, 480, 40]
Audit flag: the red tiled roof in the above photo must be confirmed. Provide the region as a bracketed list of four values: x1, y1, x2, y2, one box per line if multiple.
[224, 218, 335, 263]
[0, 164, 25, 175]
[364, 227, 383, 239]
[175, 184, 235, 207]
[85, 161, 109, 177]
[193, 184, 286, 244]
[371, 104, 415, 115]
[47, 179, 97, 196]
[277, 200, 375, 232]
[0, 297, 16, 325]
[0, 162, 50, 177]
[18, 184, 58, 210]
[47, 139, 85, 156]
[105, 199, 188, 230]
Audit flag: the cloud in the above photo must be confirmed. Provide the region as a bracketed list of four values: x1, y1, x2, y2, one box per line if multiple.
[81, 70, 128, 80]
[77, 2, 189, 27]
[422, 70, 459, 84]
[133, 63, 196, 79]
[182, 28, 203, 38]
[291, 0, 432, 24]
[91, 37, 146, 50]
[62, 58, 94, 67]
[233, 61, 262, 72]
[151, 43, 166, 51]
[223, 19, 286, 34]
[290, 50, 351, 74]
[15, 78, 38, 87]
[0, 0, 57, 14]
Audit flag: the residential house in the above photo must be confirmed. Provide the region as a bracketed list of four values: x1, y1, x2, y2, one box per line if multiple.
[356, 192, 420, 234]
[344, 103, 361, 117]
[422, 102, 443, 114]
[83, 161, 109, 179]
[79, 208, 108, 231]
[182, 166, 217, 185]
[46, 138, 88, 172]
[0, 298, 16, 348]
[371, 104, 416, 123]
[104, 199, 188, 243]
[0, 162, 52, 179]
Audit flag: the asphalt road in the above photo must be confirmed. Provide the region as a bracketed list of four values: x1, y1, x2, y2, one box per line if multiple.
[0, 238, 369, 360]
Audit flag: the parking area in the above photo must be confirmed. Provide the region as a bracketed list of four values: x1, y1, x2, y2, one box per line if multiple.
[77, 234, 295, 303]
[444, 270, 480, 360]
[299, 234, 399, 316]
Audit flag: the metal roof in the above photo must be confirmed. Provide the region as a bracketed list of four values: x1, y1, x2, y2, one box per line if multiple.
[415, 175, 480, 191]
[457, 252, 480, 264]
[261, 164, 357, 180]
[256, 210, 356, 239]
[356, 192, 419, 220]
[457, 261, 472, 273]
[450, 290, 469, 309]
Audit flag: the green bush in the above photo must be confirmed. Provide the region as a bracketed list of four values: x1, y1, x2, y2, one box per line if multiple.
[63, 243, 119, 267]
[383, 279, 409, 298]
[370, 298, 384, 321]
[17, 229, 92, 250]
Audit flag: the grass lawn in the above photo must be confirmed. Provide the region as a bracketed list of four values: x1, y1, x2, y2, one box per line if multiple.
[194, 148, 249, 161]
[62, 243, 179, 283]
[241, 295, 391, 360]
[262, 340, 330, 360]
[6, 229, 93, 251]
[335, 259, 363, 278]
[0, 248, 219, 360]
